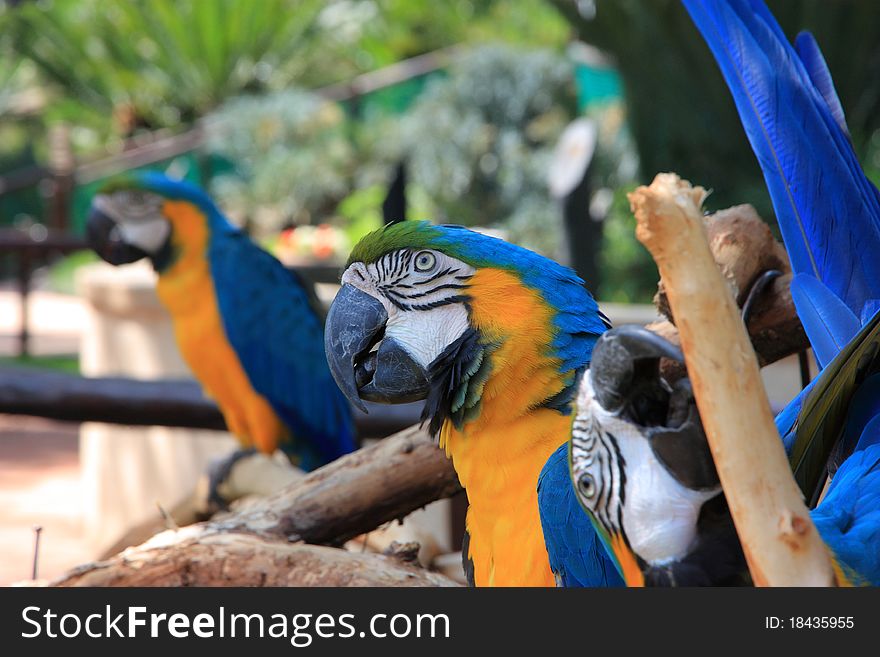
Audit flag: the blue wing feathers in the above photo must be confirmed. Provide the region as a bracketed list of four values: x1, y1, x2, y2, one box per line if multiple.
[209, 227, 356, 468]
[793, 31, 848, 137]
[789, 274, 860, 369]
[683, 0, 880, 322]
[688, 0, 880, 586]
[538, 444, 624, 587]
[812, 427, 880, 586]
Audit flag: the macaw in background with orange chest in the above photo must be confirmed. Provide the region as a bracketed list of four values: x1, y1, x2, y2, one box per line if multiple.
[324, 220, 622, 586]
[86, 172, 355, 481]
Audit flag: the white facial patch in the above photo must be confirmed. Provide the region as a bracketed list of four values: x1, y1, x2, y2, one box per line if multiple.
[94, 192, 171, 254]
[571, 375, 720, 566]
[117, 218, 172, 254]
[341, 250, 475, 369]
[384, 303, 470, 369]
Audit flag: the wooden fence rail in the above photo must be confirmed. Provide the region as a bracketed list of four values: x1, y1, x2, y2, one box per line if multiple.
[0, 366, 422, 438]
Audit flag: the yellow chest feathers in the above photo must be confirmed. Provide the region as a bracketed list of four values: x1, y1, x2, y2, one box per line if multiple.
[154, 201, 284, 453]
[440, 268, 572, 587]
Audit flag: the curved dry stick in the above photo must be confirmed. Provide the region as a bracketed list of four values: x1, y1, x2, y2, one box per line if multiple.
[629, 173, 834, 586]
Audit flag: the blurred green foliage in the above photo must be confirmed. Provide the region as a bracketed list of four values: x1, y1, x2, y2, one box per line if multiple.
[0, 0, 570, 153]
[597, 185, 657, 303]
[398, 45, 578, 255]
[0, 354, 79, 374]
[549, 0, 880, 218]
[206, 90, 358, 232]
[8, 0, 879, 306]
[201, 44, 606, 263]
[4, 0, 327, 132]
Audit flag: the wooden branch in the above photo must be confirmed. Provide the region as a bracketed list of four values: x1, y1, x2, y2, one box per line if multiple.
[99, 454, 308, 560]
[653, 271, 806, 382]
[648, 204, 807, 381]
[222, 425, 461, 546]
[0, 367, 227, 429]
[50, 423, 462, 586]
[0, 367, 421, 438]
[53, 532, 459, 587]
[629, 173, 834, 586]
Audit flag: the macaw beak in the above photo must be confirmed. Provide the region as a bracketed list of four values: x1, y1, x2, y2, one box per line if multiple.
[589, 325, 684, 424]
[590, 325, 718, 490]
[86, 199, 148, 266]
[324, 284, 430, 413]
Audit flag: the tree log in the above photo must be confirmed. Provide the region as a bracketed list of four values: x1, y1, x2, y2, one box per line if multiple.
[654, 204, 790, 318]
[53, 531, 459, 587]
[647, 204, 807, 381]
[219, 425, 461, 546]
[630, 173, 834, 586]
[653, 271, 806, 382]
[50, 424, 462, 586]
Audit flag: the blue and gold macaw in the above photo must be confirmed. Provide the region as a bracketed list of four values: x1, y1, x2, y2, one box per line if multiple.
[562, 0, 880, 586]
[323, 221, 622, 586]
[569, 326, 748, 586]
[571, 318, 880, 586]
[86, 172, 356, 477]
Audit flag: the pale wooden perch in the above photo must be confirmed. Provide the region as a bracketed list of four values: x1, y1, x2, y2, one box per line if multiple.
[629, 173, 834, 587]
[54, 531, 459, 587]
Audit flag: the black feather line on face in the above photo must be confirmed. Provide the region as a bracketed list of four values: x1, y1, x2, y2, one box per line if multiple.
[150, 234, 178, 273]
[421, 328, 494, 437]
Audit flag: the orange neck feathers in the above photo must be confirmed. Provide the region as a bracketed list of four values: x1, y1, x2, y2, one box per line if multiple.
[440, 268, 573, 586]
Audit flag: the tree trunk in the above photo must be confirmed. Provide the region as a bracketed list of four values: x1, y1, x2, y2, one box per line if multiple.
[54, 533, 459, 587]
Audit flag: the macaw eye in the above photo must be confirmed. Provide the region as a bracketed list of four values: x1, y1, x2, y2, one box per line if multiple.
[413, 250, 437, 273]
[577, 473, 596, 499]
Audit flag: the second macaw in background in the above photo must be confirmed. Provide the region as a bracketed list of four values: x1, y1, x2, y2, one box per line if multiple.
[323, 220, 622, 586]
[86, 172, 356, 495]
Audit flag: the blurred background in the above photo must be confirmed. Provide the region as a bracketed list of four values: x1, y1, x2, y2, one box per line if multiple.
[1, 0, 879, 584]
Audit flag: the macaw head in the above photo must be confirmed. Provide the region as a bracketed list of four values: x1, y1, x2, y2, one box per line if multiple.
[87, 171, 223, 272]
[325, 221, 606, 433]
[569, 326, 728, 586]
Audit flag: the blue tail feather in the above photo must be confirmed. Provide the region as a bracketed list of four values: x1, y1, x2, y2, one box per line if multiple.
[682, 0, 880, 323]
[793, 31, 848, 138]
[790, 274, 860, 369]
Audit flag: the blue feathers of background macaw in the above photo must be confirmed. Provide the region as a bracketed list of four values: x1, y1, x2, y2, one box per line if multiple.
[684, 0, 880, 584]
[538, 444, 624, 587]
[139, 172, 356, 470]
